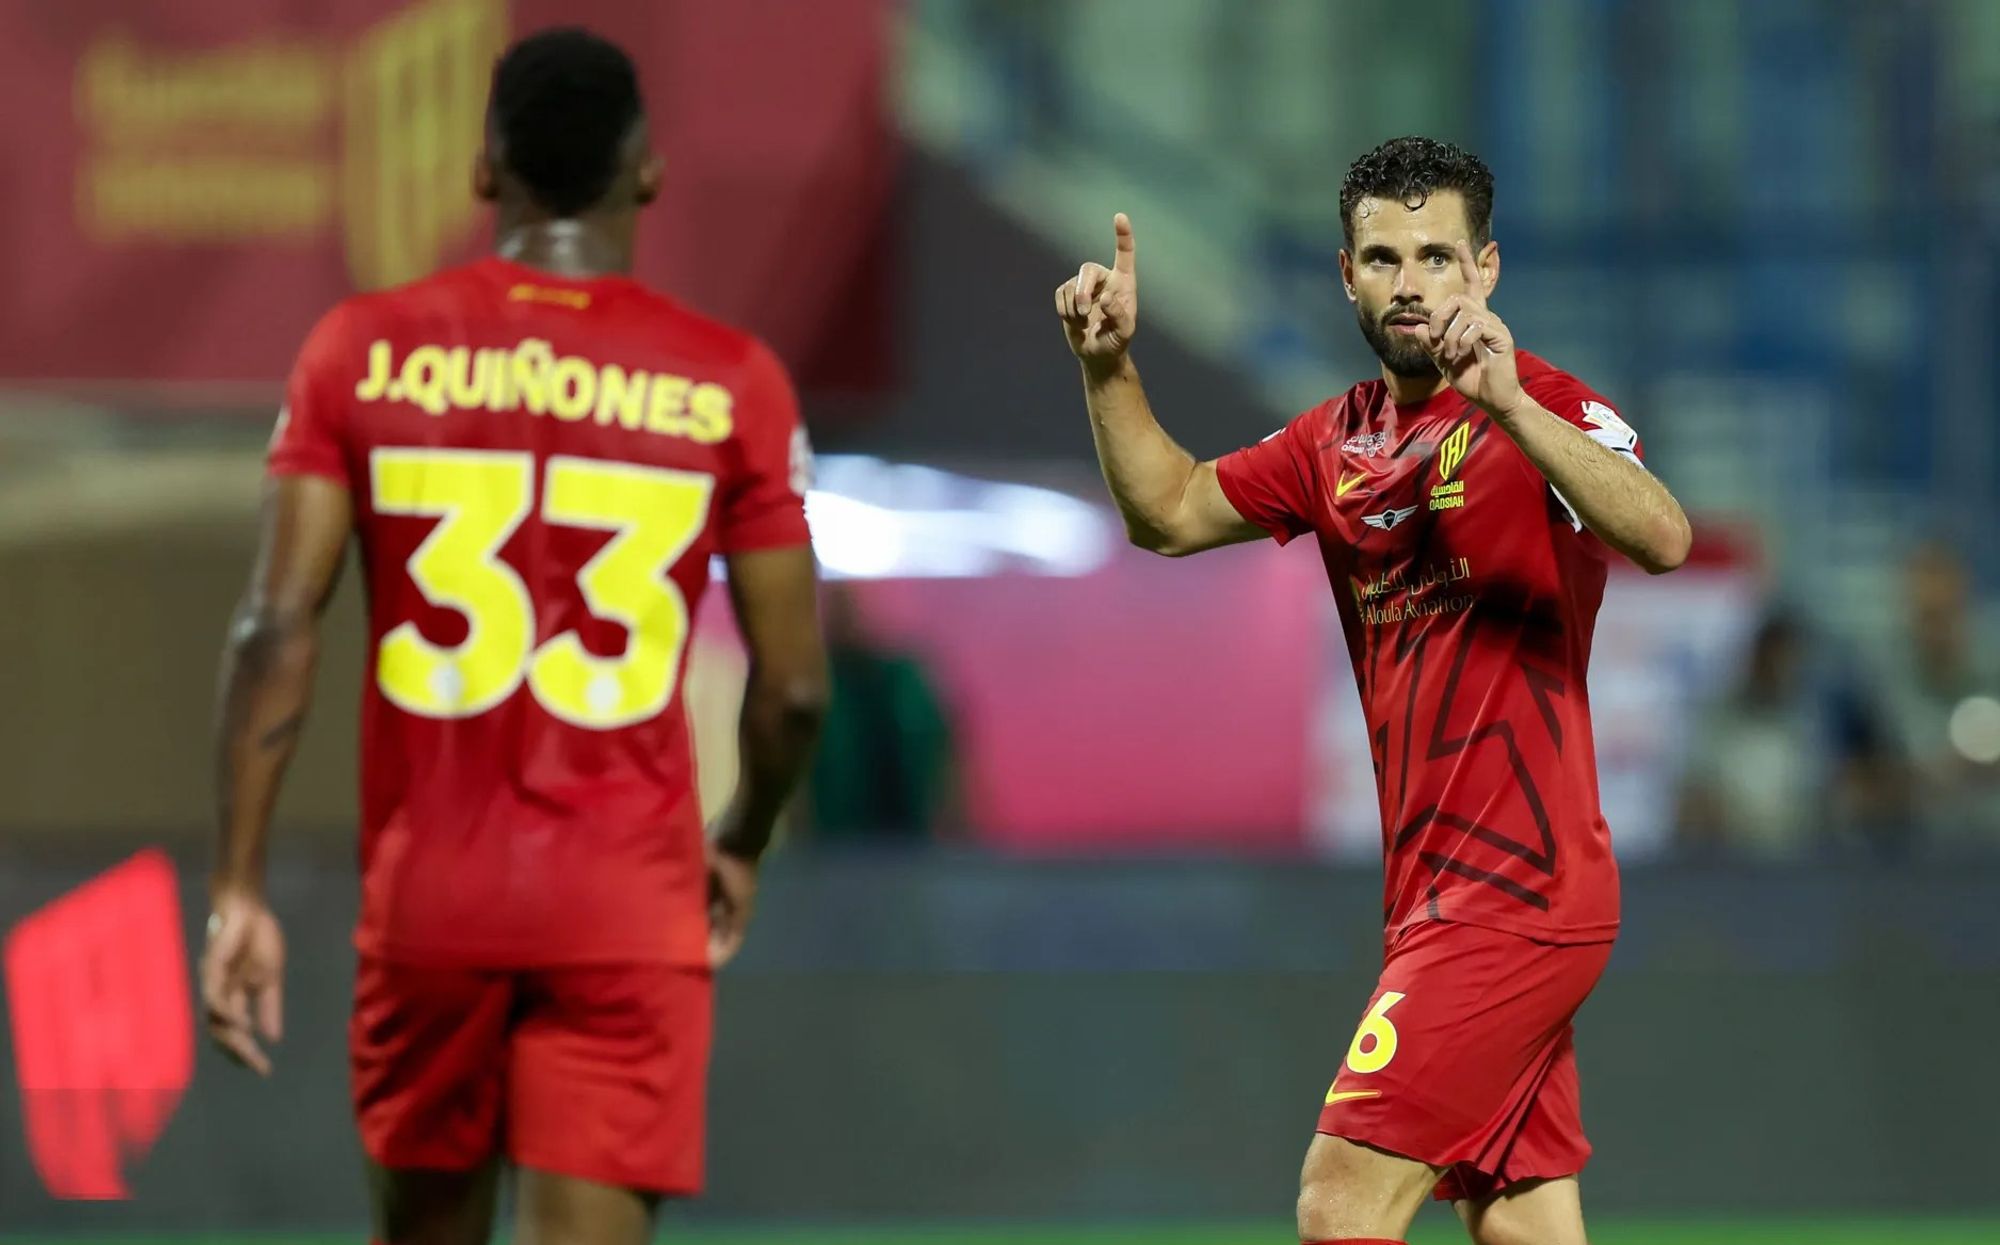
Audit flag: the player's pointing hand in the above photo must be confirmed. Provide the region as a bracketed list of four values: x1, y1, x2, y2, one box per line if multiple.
[1418, 239, 1524, 419]
[1056, 213, 1139, 366]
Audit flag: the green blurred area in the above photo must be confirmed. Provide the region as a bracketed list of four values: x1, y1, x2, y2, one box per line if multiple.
[24, 1222, 2000, 1245]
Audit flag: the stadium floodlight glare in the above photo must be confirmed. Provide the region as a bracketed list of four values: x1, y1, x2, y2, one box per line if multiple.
[802, 455, 1116, 580]
[1947, 695, 2000, 766]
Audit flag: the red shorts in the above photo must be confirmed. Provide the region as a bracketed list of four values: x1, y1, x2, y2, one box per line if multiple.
[349, 956, 713, 1196]
[1315, 920, 1612, 1202]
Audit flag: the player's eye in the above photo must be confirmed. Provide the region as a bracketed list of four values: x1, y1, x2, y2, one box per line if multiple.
[1424, 254, 1451, 269]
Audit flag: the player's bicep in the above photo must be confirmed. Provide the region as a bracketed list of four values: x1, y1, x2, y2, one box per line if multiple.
[268, 303, 362, 485]
[1205, 411, 1323, 549]
[723, 545, 827, 683]
[1173, 459, 1272, 554]
[244, 475, 352, 623]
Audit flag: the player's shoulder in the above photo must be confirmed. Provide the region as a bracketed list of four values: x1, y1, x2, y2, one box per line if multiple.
[305, 263, 476, 345]
[612, 280, 772, 375]
[1517, 350, 1612, 406]
[1518, 350, 1640, 453]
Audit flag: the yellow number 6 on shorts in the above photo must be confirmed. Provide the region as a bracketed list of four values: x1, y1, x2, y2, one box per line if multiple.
[1344, 990, 1407, 1075]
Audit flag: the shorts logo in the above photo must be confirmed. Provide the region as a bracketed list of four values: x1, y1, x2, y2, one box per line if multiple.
[1436, 422, 1473, 481]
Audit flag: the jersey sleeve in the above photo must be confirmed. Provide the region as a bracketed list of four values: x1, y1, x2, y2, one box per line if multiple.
[1213, 405, 1324, 545]
[267, 303, 361, 486]
[717, 340, 813, 553]
[1524, 370, 1645, 535]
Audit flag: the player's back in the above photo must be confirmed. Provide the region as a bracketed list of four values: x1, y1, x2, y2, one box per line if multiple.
[270, 256, 811, 967]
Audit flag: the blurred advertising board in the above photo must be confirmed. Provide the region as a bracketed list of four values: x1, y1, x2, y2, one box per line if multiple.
[0, 0, 893, 393]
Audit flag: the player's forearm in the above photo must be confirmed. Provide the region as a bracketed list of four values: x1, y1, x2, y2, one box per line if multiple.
[716, 661, 828, 860]
[1491, 398, 1692, 574]
[1080, 356, 1202, 552]
[212, 605, 320, 895]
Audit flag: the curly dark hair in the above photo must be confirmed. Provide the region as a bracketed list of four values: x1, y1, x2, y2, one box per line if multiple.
[1339, 136, 1495, 249]
[488, 28, 643, 218]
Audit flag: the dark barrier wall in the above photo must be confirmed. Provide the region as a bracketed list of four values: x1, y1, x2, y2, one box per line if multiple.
[3, 851, 1998, 1233]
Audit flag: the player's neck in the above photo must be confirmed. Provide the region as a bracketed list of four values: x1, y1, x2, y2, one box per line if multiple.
[1381, 367, 1452, 407]
[494, 216, 634, 279]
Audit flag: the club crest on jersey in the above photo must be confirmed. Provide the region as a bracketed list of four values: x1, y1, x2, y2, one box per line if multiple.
[1362, 504, 1419, 532]
[1435, 422, 1473, 481]
[1430, 422, 1473, 511]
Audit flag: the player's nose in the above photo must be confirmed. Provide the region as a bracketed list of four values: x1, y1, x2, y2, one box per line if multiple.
[1391, 261, 1422, 299]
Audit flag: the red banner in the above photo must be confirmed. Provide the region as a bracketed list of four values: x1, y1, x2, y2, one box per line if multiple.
[0, 0, 894, 393]
[5, 852, 192, 1200]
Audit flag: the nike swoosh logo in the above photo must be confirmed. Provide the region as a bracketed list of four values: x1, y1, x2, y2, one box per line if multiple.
[1323, 1089, 1381, 1106]
[1336, 472, 1367, 498]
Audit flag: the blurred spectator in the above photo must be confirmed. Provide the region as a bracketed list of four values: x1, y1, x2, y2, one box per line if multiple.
[802, 584, 957, 842]
[1879, 543, 2000, 849]
[1676, 611, 1904, 860]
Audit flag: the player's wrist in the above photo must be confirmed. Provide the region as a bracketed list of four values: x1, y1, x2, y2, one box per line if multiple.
[712, 826, 765, 865]
[209, 873, 267, 906]
[709, 811, 768, 865]
[1480, 389, 1534, 426]
[1079, 351, 1135, 388]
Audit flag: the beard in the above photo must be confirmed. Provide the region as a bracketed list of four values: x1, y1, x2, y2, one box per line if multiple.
[1356, 302, 1441, 379]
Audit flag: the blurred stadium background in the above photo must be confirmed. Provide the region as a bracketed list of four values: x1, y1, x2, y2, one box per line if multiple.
[3, 1, 1999, 1242]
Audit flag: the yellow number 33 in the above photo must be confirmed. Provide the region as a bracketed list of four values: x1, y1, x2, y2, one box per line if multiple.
[371, 448, 714, 731]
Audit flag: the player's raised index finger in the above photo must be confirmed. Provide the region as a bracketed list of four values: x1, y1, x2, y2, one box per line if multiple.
[1112, 213, 1136, 275]
[1455, 240, 1484, 292]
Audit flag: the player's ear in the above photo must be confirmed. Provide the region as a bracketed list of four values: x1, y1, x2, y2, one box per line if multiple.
[1337, 250, 1357, 303]
[635, 154, 663, 207]
[1479, 240, 1500, 295]
[472, 150, 499, 203]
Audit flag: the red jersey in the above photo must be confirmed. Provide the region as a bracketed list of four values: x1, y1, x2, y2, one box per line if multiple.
[269, 257, 812, 967]
[1217, 353, 1638, 945]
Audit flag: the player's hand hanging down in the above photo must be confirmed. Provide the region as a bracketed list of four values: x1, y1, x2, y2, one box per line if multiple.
[1418, 240, 1525, 418]
[200, 888, 286, 1075]
[1057, 213, 1139, 363]
[705, 841, 758, 969]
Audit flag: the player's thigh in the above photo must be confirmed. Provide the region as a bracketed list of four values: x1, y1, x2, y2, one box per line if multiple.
[507, 963, 715, 1198]
[1318, 925, 1607, 1174]
[1454, 1174, 1587, 1245]
[1296, 1131, 1442, 1242]
[515, 1167, 658, 1245]
[1432, 1014, 1596, 1208]
[350, 957, 514, 1174]
[366, 1156, 502, 1245]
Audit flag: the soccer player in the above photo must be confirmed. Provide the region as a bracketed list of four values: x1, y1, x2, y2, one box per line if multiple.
[1055, 137, 1691, 1245]
[201, 29, 827, 1245]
